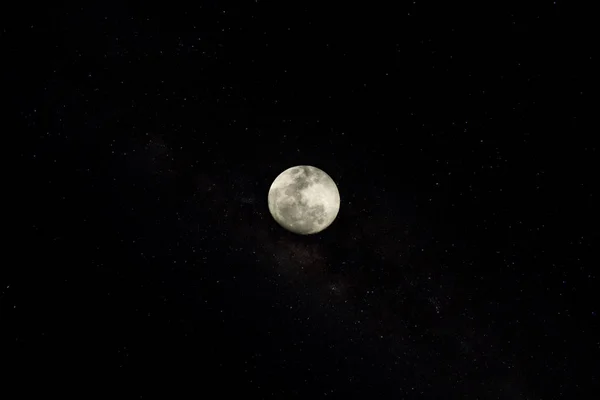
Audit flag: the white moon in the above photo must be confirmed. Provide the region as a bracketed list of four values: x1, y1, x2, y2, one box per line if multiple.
[268, 165, 340, 235]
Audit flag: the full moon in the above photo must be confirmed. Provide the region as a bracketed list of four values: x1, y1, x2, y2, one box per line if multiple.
[268, 165, 341, 235]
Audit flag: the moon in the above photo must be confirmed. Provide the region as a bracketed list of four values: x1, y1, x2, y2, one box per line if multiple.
[268, 165, 341, 235]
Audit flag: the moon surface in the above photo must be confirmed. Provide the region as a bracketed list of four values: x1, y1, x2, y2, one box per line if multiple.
[268, 165, 341, 235]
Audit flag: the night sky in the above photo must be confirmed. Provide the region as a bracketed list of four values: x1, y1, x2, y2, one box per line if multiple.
[6, 2, 597, 398]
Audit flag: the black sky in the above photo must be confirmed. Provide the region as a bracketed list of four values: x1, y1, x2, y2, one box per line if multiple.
[5, 2, 597, 398]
